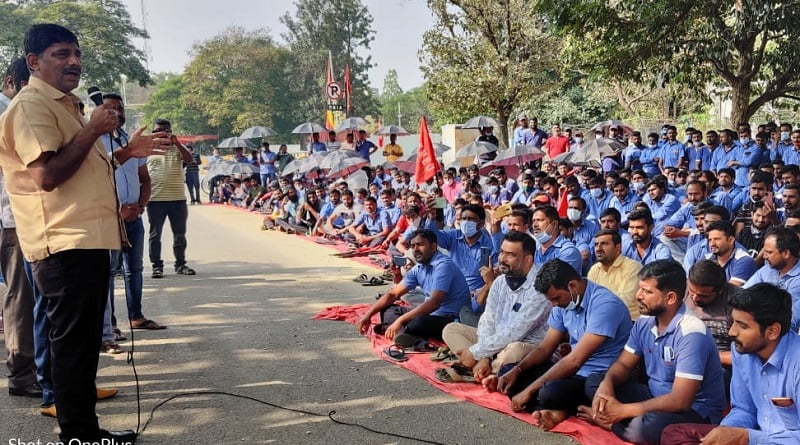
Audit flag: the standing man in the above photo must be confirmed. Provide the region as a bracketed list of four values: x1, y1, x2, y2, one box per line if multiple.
[356, 129, 378, 162]
[307, 132, 327, 153]
[258, 141, 277, 186]
[147, 118, 197, 278]
[0, 23, 165, 442]
[543, 123, 570, 160]
[183, 144, 201, 205]
[275, 144, 294, 175]
[382, 133, 403, 162]
[101, 93, 165, 332]
[0, 57, 39, 398]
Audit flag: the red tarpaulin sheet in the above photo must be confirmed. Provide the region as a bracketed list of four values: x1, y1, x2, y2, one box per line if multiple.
[312, 304, 633, 445]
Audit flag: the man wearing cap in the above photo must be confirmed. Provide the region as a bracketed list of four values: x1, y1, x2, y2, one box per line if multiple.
[513, 115, 531, 146]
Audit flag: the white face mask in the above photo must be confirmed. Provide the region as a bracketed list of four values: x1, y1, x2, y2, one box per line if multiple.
[575, 137, 584, 144]
[565, 287, 582, 311]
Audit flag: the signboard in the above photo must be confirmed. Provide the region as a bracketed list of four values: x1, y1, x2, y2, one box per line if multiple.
[326, 81, 343, 100]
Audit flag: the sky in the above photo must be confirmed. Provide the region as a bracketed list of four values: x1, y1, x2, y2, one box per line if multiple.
[120, 0, 434, 92]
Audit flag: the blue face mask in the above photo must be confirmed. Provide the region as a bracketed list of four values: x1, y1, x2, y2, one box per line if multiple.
[461, 220, 479, 238]
[633, 181, 645, 191]
[740, 137, 751, 145]
[565, 288, 582, 311]
[533, 223, 553, 245]
[590, 188, 603, 199]
[781, 131, 790, 141]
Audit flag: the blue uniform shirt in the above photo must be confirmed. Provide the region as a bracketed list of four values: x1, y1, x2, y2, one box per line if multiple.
[352, 210, 391, 235]
[660, 141, 686, 168]
[401, 251, 471, 317]
[744, 260, 800, 333]
[704, 248, 757, 285]
[624, 305, 726, 423]
[721, 332, 800, 445]
[548, 281, 632, 377]
[709, 144, 742, 173]
[434, 229, 497, 292]
[622, 237, 672, 266]
[586, 191, 614, 220]
[535, 235, 582, 275]
[102, 130, 145, 205]
[643, 193, 681, 235]
[686, 144, 711, 170]
[639, 146, 662, 177]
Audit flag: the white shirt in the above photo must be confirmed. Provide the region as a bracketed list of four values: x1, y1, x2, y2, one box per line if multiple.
[470, 266, 552, 360]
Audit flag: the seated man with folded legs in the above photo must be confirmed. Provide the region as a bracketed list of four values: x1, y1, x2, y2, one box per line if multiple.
[441, 231, 551, 384]
[584, 260, 726, 445]
[483, 259, 633, 431]
[357, 229, 470, 344]
[661, 283, 800, 445]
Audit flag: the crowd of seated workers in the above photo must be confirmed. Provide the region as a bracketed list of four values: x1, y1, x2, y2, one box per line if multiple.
[225, 120, 800, 444]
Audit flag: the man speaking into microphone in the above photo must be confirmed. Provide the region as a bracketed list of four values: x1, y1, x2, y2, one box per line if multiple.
[0, 23, 168, 443]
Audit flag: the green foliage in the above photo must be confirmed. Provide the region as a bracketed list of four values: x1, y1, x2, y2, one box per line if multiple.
[280, 0, 378, 118]
[420, 0, 562, 146]
[531, 74, 620, 127]
[382, 69, 402, 99]
[181, 27, 301, 139]
[0, 0, 150, 90]
[380, 85, 434, 129]
[140, 74, 213, 136]
[539, 0, 800, 126]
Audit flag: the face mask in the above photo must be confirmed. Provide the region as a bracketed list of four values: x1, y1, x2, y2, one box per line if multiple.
[565, 288, 583, 311]
[633, 181, 645, 191]
[525, 186, 535, 193]
[444, 179, 453, 185]
[685, 135, 692, 143]
[668, 180, 677, 187]
[574, 137, 583, 144]
[660, 129, 667, 136]
[648, 144, 657, 149]
[505, 275, 527, 291]
[590, 188, 603, 198]
[740, 137, 751, 145]
[693, 141, 702, 147]
[781, 131, 790, 141]
[567, 208, 582, 222]
[533, 223, 553, 245]
[460, 220, 479, 238]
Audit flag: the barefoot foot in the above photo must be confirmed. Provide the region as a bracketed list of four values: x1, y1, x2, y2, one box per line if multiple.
[481, 374, 498, 392]
[532, 409, 569, 431]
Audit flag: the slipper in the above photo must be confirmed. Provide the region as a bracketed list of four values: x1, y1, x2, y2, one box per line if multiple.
[352, 273, 370, 283]
[430, 347, 457, 362]
[380, 270, 394, 281]
[434, 367, 475, 383]
[394, 333, 436, 352]
[361, 277, 387, 286]
[382, 345, 408, 362]
[131, 319, 167, 330]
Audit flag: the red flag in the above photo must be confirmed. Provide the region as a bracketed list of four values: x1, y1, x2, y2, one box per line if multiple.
[557, 187, 569, 218]
[377, 116, 384, 148]
[415, 117, 440, 185]
[344, 64, 352, 115]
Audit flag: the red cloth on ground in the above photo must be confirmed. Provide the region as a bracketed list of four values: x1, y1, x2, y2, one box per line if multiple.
[313, 304, 633, 445]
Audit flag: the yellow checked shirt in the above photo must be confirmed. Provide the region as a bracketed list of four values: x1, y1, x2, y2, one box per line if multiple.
[383, 143, 404, 162]
[587, 254, 643, 320]
[0, 77, 121, 262]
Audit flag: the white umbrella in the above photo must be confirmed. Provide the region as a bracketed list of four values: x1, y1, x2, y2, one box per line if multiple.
[375, 125, 410, 136]
[218, 137, 257, 149]
[240, 126, 276, 138]
[291, 122, 328, 134]
[462, 115, 500, 129]
[335, 117, 369, 132]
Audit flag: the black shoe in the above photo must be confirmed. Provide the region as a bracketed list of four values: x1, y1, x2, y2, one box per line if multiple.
[100, 429, 137, 444]
[9, 382, 43, 398]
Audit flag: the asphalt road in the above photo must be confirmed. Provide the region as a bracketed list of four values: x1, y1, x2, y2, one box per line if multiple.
[0, 204, 575, 445]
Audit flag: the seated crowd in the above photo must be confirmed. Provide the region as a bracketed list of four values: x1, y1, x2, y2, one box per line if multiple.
[233, 120, 799, 445]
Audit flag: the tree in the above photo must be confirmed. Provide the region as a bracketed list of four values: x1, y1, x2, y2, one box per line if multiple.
[181, 27, 300, 138]
[140, 74, 213, 136]
[0, 0, 150, 90]
[539, 0, 800, 126]
[382, 69, 402, 98]
[280, 0, 378, 119]
[420, 0, 561, 147]
[380, 85, 433, 129]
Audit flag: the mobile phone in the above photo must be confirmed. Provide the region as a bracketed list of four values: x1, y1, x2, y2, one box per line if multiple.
[479, 247, 491, 267]
[392, 255, 408, 267]
[765, 191, 774, 208]
[433, 197, 447, 209]
[494, 203, 512, 219]
[772, 397, 794, 407]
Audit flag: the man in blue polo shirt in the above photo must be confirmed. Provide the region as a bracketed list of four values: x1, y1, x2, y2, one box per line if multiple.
[703, 221, 757, 286]
[583, 260, 726, 445]
[348, 196, 392, 247]
[743, 226, 800, 333]
[532, 206, 582, 274]
[658, 126, 686, 170]
[357, 229, 470, 342]
[623, 208, 672, 266]
[483, 259, 631, 431]
[356, 129, 377, 162]
[661, 282, 800, 445]
[642, 179, 680, 236]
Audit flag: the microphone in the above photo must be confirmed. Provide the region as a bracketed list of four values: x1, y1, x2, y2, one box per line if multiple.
[87, 86, 120, 140]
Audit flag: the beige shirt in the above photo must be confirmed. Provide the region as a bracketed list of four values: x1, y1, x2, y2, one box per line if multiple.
[147, 146, 186, 201]
[0, 77, 121, 261]
[587, 254, 643, 320]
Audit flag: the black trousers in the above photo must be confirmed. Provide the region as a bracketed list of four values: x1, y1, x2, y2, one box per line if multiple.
[379, 304, 454, 341]
[498, 361, 589, 413]
[31, 249, 109, 441]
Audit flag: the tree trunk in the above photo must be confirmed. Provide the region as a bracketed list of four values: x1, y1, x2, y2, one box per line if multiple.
[497, 108, 510, 149]
[729, 81, 753, 127]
